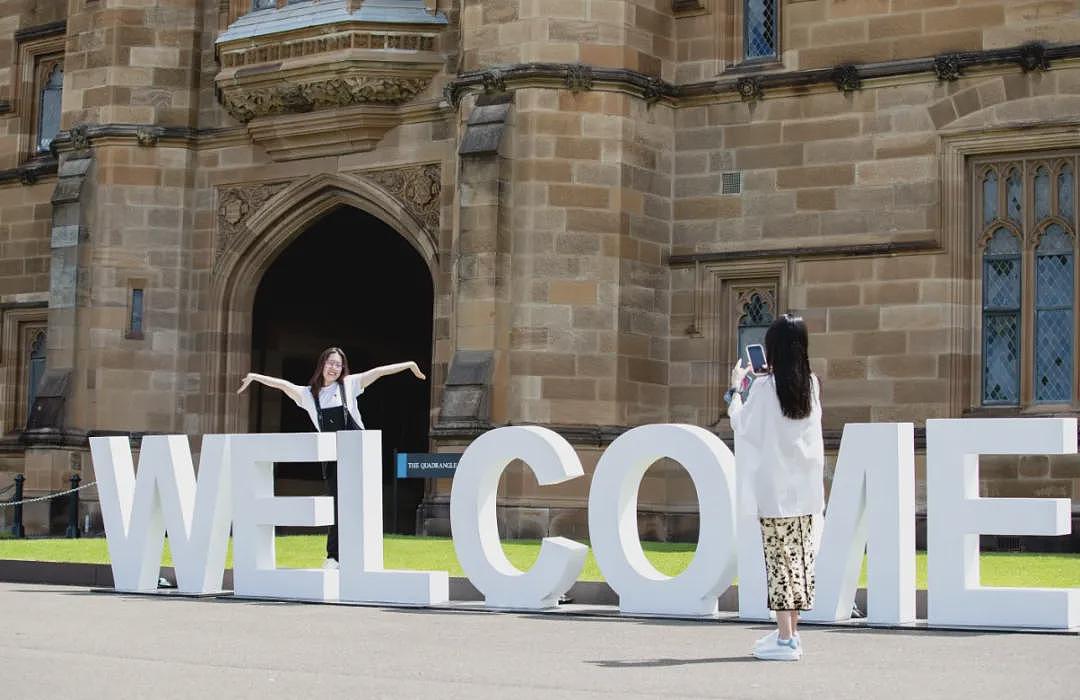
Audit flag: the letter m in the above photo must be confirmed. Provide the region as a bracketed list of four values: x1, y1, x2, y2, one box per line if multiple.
[90, 435, 232, 594]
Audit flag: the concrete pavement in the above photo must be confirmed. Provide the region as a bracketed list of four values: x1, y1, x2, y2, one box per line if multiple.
[2, 582, 1077, 698]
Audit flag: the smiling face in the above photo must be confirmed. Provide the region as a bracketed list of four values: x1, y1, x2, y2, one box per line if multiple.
[321, 352, 343, 385]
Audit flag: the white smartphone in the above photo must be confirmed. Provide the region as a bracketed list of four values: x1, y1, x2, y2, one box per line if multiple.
[745, 343, 767, 374]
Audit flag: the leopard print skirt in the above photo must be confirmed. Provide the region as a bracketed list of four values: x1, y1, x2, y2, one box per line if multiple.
[759, 514, 817, 612]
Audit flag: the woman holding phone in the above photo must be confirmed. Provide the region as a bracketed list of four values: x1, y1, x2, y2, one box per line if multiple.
[237, 347, 426, 568]
[725, 315, 824, 661]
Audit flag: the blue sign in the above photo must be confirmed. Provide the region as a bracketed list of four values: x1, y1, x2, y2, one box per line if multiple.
[395, 452, 460, 479]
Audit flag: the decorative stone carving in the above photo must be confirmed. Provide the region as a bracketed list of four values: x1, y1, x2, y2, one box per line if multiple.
[642, 77, 664, 106]
[215, 182, 289, 266]
[831, 64, 861, 93]
[18, 167, 38, 186]
[480, 69, 506, 95]
[737, 76, 763, 102]
[933, 54, 963, 82]
[1017, 42, 1049, 72]
[135, 126, 159, 147]
[566, 64, 594, 93]
[360, 164, 441, 235]
[218, 31, 439, 69]
[69, 124, 90, 152]
[443, 82, 462, 109]
[220, 76, 431, 123]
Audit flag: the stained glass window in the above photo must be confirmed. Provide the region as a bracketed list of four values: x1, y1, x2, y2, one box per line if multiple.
[37, 63, 62, 154]
[737, 291, 774, 365]
[1034, 225, 1074, 402]
[1007, 168, 1022, 225]
[1059, 164, 1074, 222]
[1035, 165, 1051, 221]
[130, 288, 144, 337]
[744, 0, 778, 61]
[982, 169, 998, 227]
[982, 228, 1022, 404]
[26, 331, 46, 426]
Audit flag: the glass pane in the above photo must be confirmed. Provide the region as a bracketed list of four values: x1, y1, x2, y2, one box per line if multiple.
[1035, 165, 1051, 221]
[27, 331, 46, 421]
[982, 170, 998, 226]
[1036, 230, 1074, 309]
[1006, 168, 1022, 224]
[982, 313, 1020, 404]
[738, 325, 768, 365]
[1034, 308, 1073, 402]
[986, 227, 1020, 255]
[1059, 164, 1074, 222]
[984, 257, 1021, 309]
[37, 64, 63, 153]
[744, 0, 778, 60]
[738, 292, 774, 326]
[253, 0, 275, 9]
[131, 289, 144, 334]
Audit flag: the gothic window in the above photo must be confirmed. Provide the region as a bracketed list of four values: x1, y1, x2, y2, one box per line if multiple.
[26, 330, 46, 428]
[744, 0, 779, 62]
[737, 289, 775, 363]
[976, 156, 1079, 407]
[35, 61, 62, 154]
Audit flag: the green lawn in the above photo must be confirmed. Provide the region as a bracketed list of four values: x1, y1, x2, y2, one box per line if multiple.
[1, 535, 1079, 589]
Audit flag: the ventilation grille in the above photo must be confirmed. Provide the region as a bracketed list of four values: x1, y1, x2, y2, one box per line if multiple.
[721, 171, 742, 195]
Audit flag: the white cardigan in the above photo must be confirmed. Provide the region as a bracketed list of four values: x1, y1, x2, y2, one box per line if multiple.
[728, 373, 825, 518]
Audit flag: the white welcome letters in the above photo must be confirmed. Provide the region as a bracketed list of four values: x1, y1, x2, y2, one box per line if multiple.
[89, 417, 1079, 630]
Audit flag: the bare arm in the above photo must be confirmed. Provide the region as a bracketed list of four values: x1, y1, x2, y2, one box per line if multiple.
[237, 372, 306, 405]
[351, 361, 426, 394]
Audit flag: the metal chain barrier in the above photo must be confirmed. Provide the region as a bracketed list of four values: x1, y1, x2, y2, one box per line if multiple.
[0, 481, 97, 508]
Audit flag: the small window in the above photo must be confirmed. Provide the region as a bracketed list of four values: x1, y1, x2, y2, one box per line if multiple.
[128, 288, 145, 339]
[36, 62, 62, 154]
[744, 0, 779, 62]
[26, 330, 47, 426]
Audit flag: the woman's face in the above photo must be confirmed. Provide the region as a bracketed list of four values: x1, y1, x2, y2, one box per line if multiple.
[322, 352, 343, 385]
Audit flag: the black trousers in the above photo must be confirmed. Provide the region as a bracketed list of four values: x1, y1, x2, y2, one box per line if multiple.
[324, 462, 339, 560]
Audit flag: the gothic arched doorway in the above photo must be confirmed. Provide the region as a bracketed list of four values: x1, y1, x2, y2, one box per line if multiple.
[249, 205, 434, 534]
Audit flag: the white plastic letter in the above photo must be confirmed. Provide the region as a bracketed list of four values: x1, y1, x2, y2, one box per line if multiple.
[803, 423, 916, 624]
[231, 432, 338, 601]
[589, 424, 737, 617]
[450, 426, 587, 609]
[337, 430, 449, 605]
[91, 434, 232, 594]
[927, 418, 1079, 629]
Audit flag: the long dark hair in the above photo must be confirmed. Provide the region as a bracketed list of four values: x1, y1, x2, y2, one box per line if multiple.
[308, 346, 350, 398]
[764, 315, 813, 420]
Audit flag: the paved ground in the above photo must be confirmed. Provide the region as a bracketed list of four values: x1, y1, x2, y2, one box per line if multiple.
[2, 582, 1078, 699]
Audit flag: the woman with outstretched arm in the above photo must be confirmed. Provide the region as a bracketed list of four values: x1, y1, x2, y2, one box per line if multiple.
[237, 346, 426, 568]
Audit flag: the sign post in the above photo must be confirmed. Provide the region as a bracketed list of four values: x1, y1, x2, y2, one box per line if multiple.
[393, 452, 461, 534]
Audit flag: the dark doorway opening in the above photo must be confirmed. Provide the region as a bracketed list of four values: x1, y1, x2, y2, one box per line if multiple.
[250, 206, 433, 533]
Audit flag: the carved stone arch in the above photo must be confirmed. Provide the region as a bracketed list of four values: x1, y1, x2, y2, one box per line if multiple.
[978, 220, 1023, 249]
[206, 170, 440, 433]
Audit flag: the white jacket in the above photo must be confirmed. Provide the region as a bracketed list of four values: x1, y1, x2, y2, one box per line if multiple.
[728, 373, 825, 518]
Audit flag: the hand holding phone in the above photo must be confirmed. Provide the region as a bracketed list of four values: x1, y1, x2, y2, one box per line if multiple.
[745, 343, 767, 375]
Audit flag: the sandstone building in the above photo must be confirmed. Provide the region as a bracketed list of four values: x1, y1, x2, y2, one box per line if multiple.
[0, 0, 1078, 548]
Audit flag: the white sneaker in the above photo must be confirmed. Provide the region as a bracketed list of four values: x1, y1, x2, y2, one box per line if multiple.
[753, 630, 799, 651]
[323, 558, 339, 570]
[752, 639, 801, 661]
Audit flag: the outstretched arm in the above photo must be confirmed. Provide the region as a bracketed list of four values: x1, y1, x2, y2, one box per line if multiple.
[237, 372, 306, 405]
[352, 361, 426, 394]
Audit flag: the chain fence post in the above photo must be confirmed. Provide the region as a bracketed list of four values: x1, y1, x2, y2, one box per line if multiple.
[11, 474, 25, 538]
[65, 474, 81, 539]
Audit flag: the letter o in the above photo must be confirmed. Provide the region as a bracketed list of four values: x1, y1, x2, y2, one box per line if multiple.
[588, 424, 737, 616]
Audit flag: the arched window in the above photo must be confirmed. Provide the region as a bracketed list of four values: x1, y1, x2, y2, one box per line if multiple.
[981, 228, 1022, 404]
[26, 330, 46, 425]
[1034, 225, 1074, 402]
[36, 63, 62, 154]
[976, 156, 1078, 407]
[737, 290, 774, 363]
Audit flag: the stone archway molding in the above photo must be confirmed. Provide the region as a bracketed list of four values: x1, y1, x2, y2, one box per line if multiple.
[206, 169, 440, 433]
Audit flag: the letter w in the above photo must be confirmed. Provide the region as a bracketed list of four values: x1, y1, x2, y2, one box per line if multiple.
[90, 435, 232, 594]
